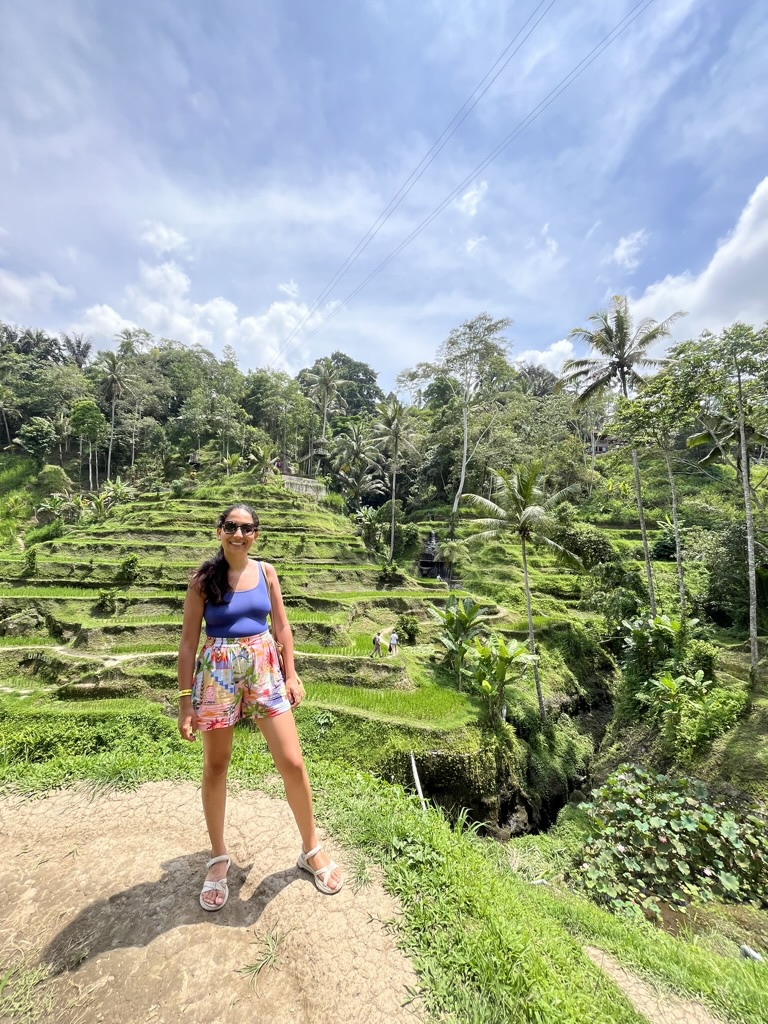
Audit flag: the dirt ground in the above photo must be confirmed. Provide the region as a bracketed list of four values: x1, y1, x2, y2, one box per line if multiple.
[0, 782, 423, 1024]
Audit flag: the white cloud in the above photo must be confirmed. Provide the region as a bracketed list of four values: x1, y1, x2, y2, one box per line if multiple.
[140, 221, 188, 255]
[0, 268, 75, 317]
[454, 181, 488, 217]
[465, 236, 487, 255]
[514, 338, 574, 373]
[632, 176, 768, 344]
[610, 228, 649, 271]
[278, 279, 300, 298]
[72, 257, 327, 370]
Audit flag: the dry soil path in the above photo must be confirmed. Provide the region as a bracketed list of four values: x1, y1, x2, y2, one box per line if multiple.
[0, 782, 423, 1024]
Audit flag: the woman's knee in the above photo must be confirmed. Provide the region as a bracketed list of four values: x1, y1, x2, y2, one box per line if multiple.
[203, 753, 231, 778]
[276, 749, 305, 780]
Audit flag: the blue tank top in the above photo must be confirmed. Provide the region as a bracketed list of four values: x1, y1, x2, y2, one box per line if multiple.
[204, 562, 271, 638]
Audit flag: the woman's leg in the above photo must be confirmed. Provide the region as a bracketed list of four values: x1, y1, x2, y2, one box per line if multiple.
[200, 726, 234, 906]
[256, 712, 342, 890]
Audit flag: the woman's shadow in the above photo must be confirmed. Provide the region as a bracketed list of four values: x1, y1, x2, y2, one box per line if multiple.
[42, 853, 305, 974]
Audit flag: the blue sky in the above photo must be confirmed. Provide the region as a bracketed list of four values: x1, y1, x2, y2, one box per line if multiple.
[1, 0, 767, 389]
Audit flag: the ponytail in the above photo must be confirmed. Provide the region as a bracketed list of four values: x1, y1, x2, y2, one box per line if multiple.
[191, 503, 259, 605]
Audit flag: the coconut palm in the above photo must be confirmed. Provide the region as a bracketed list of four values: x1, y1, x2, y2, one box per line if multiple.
[463, 462, 581, 721]
[561, 296, 686, 615]
[337, 463, 387, 510]
[372, 394, 414, 562]
[303, 357, 350, 445]
[60, 332, 93, 368]
[94, 351, 135, 481]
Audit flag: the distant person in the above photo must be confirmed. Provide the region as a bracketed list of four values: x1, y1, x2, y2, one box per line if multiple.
[389, 630, 399, 656]
[370, 631, 382, 658]
[177, 503, 343, 910]
[435, 574, 442, 584]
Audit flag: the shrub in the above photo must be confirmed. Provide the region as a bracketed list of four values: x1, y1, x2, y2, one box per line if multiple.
[21, 548, 37, 576]
[576, 764, 768, 917]
[684, 639, 719, 681]
[377, 562, 407, 587]
[95, 589, 118, 615]
[395, 613, 419, 645]
[321, 492, 346, 514]
[118, 554, 140, 584]
[637, 669, 747, 760]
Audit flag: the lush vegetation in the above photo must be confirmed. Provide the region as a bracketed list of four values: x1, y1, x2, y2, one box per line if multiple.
[1, 305, 767, 1019]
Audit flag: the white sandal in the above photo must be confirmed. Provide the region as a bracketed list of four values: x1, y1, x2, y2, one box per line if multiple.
[199, 854, 231, 911]
[297, 844, 344, 895]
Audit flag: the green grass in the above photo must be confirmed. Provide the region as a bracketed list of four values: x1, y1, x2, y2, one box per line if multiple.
[307, 681, 475, 727]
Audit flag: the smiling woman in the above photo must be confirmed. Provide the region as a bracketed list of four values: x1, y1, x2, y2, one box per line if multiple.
[177, 502, 344, 910]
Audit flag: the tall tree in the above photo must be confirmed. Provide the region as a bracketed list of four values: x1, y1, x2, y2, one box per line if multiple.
[0, 386, 20, 445]
[673, 324, 768, 681]
[60, 332, 93, 368]
[561, 295, 686, 614]
[372, 394, 414, 562]
[463, 462, 581, 721]
[301, 356, 350, 445]
[613, 371, 699, 624]
[94, 351, 134, 481]
[399, 313, 513, 535]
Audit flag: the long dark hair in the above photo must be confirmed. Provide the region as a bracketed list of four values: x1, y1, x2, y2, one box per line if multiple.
[191, 503, 259, 604]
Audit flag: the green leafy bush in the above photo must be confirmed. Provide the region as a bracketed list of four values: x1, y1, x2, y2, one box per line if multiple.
[577, 765, 768, 917]
[21, 548, 37, 576]
[95, 589, 118, 615]
[638, 669, 747, 760]
[118, 554, 141, 584]
[395, 613, 419, 644]
[377, 562, 407, 587]
[684, 638, 719, 681]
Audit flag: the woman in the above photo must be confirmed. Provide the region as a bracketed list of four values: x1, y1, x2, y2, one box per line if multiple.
[177, 502, 343, 910]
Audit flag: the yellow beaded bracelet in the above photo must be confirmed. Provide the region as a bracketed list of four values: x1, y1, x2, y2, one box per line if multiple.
[178, 689, 193, 697]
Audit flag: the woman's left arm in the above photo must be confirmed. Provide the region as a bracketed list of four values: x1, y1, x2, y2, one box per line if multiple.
[264, 561, 304, 707]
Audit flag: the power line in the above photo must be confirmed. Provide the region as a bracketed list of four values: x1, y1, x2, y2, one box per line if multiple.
[268, 0, 559, 367]
[278, 0, 655, 364]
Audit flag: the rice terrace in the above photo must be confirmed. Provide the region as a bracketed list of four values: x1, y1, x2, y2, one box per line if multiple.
[1, 1, 768, 1022]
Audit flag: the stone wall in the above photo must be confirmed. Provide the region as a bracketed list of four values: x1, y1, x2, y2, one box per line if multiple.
[281, 475, 327, 499]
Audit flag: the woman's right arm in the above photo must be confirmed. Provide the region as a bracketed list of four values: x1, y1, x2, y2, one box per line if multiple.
[178, 583, 205, 741]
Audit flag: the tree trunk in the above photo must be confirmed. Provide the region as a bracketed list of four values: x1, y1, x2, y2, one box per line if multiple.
[664, 451, 686, 623]
[88, 442, 93, 491]
[736, 373, 760, 682]
[95, 445, 99, 489]
[389, 442, 398, 563]
[107, 396, 116, 481]
[78, 436, 83, 488]
[450, 403, 469, 538]
[1, 410, 10, 445]
[588, 427, 597, 496]
[631, 447, 657, 615]
[521, 536, 545, 721]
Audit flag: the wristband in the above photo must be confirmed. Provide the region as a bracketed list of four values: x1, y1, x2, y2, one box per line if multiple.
[178, 689, 193, 697]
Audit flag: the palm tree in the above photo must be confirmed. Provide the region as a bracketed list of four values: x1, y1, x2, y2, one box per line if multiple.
[463, 462, 581, 721]
[561, 296, 686, 615]
[304, 358, 350, 469]
[60, 332, 92, 368]
[95, 351, 135, 481]
[337, 463, 386, 510]
[331, 422, 380, 473]
[372, 394, 414, 562]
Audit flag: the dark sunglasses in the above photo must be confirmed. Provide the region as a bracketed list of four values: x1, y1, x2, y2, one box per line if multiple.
[221, 521, 257, 535]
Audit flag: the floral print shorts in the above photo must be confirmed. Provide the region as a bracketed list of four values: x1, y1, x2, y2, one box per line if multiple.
[192, 632, 291, 730]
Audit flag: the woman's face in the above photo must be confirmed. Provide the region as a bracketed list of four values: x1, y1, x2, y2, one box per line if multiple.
[217, 507, 259, 558]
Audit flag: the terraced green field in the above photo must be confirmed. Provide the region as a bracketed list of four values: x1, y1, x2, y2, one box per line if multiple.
[0, 478, 604, 818]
